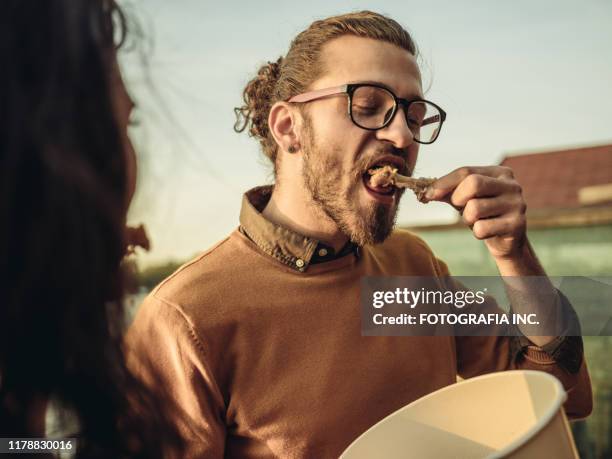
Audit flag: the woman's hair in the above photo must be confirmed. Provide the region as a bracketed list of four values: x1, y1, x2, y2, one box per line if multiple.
[234, 11, 418, 173]
[0, 1, 183, 456]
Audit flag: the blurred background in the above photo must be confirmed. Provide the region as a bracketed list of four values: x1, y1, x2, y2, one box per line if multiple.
[117, 0, 612, 457]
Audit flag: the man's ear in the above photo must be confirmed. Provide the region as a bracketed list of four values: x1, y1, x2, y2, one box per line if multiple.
[268, 102, 301, 154]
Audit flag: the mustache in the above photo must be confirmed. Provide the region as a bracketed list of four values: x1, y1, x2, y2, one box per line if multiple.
[353, 147, 411, 181]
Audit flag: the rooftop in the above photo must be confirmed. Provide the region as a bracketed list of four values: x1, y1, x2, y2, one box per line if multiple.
[500, 143, 612, 211]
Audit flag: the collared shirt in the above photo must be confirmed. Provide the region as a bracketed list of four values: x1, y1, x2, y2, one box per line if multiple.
[239, 185, 359, 272]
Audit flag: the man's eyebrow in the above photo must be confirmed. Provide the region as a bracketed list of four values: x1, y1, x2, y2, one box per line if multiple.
[348, 80, 423, 100]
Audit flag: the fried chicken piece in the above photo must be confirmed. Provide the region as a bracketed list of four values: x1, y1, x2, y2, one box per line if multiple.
[367, 165, 436, 202]
[367, 165, 398, 187]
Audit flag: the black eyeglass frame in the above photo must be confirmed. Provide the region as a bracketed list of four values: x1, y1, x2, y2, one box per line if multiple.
[288, 82, 447, 145]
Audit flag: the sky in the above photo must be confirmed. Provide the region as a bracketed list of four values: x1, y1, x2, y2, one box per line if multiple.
[118, 0, 612, 267]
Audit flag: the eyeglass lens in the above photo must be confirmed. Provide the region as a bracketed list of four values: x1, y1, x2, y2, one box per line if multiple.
[350, 85, 442, 143]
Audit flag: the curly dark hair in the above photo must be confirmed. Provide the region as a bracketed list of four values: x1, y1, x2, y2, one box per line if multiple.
[0, 1, 184, 457]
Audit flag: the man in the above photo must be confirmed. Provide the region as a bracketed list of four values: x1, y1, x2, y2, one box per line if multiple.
[126, 11, 592, 458]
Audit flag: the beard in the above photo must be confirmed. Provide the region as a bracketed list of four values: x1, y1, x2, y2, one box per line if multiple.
[300, 117, 403, 246]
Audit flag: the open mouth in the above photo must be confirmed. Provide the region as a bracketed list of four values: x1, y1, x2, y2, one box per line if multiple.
[362, 160, 437, 203]
[362, 163, 401, 197]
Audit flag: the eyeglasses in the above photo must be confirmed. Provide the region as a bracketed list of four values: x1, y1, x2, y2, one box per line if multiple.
[288, 83, 446, 144]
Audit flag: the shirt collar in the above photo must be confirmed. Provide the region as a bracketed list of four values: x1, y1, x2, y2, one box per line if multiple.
[239, 186, 358, 272]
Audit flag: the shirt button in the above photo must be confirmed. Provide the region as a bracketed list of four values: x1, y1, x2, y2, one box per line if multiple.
[295, 259, 305, 268]
[318, 248, 328, 257]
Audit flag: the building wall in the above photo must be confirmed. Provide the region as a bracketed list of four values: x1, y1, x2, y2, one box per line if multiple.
[411, 224, 612, 276]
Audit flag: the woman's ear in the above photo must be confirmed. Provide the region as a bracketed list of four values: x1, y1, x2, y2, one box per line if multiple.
[268, 102, 301, 154]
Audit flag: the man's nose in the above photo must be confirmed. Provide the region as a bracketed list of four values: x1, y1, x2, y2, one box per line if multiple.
[374, 107, 415, 149]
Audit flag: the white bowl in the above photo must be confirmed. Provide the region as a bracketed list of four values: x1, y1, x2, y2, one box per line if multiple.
[341, 370, 578, 459]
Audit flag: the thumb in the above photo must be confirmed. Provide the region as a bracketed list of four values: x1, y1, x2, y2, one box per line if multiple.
[423, 180, 453, 203]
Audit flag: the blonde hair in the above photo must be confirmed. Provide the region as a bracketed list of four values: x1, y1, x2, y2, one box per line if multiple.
[234, 11, 418, 172]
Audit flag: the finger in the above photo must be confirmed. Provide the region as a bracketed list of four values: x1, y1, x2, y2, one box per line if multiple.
[462, 197, 512, 226]
[472, 214, 526, 240]
[425, 166, 515, 202]
[450, 175, 521, 208]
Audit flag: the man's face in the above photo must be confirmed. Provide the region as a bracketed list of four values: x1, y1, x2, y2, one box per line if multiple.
[298, 35, 422, 245]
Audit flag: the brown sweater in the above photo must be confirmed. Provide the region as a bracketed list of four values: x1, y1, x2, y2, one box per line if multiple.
[125, 187, 592, 458]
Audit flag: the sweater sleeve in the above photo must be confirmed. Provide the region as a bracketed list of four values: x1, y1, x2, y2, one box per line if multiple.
[125, 294, 226, 458]
[433, 258, 593, 420]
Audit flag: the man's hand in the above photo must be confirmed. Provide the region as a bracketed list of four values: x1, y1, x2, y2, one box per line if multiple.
[424, 166, 561, 346]
[425, 166, 527, 261]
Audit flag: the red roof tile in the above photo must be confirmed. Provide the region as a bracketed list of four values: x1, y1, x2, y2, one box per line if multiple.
[499, 144, 612, 211]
